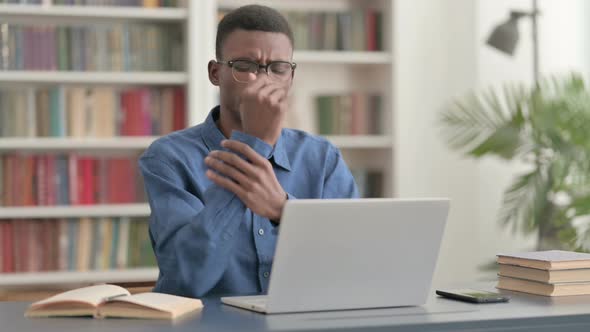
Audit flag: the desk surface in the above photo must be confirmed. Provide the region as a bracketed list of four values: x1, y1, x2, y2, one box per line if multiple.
[3, 284, 590, 332]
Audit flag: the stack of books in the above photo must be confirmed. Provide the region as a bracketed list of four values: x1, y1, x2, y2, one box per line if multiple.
[496, 250, 590, 296]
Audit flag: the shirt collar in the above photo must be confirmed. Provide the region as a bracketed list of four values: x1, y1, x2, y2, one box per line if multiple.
[201, 106, 291, 172]
[201, 106, 227, 152]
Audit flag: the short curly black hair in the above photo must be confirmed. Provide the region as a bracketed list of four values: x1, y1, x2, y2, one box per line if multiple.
[216, 5, 294, 60]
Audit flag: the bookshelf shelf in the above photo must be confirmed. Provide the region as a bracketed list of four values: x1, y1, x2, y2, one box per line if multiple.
[0, 204, 150, 219]
[294, 51, 392, 65]
[0, 137, 157, 150]
[0, 268, 159, 287]
[218, 0, 351, 12]
[0, 136, 391, 150]
[0, 71, 187, 85]
[326, 135, 393, 149]
[0, 4, 187, 22]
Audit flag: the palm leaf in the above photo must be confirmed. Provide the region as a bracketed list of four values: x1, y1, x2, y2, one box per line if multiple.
[499, 168, 550, 235]
[570, 196, 590, 217]
[440, 83, 529, 160]
[441, 73, 590, 249]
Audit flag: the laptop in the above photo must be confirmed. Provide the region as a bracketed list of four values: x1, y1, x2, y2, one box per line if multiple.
[221, 198, 450, 314]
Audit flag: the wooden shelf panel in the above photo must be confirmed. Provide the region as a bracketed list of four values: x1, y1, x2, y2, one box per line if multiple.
[0, 137, 157, 151]
[219, 0, 353, 12]
[0, 204, 150, 219]
[326, 135, 393, 149]
[294, 51, 392, 64]
[0, 4, 187, 22]
[0, 136, 393, 150]
[0, 71, 187, 85]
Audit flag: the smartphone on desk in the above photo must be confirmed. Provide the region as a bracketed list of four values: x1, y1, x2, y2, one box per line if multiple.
[436, 289, 510, 304]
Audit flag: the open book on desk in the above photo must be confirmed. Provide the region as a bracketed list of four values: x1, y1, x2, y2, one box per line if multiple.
[25, 284, 203, 320]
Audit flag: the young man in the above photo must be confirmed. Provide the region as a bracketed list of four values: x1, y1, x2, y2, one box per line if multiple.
[139, 5, 358, 298]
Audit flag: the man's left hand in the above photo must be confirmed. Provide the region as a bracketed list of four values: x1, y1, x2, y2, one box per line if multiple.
[205, 139, 287, 222]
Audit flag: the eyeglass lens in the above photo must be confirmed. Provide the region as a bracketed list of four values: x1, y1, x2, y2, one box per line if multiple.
[231, 60, 293, 83]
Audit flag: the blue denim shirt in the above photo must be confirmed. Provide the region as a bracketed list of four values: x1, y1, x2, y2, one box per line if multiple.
[139, 106, 359, 298]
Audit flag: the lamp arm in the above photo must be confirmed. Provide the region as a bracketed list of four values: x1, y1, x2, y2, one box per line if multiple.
[508, 0, 540, 86]
[531, 0, 539, 86]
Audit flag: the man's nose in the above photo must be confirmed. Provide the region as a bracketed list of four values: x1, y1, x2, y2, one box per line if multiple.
[257, 65, 270, 75]
[251, 71, 271, 84]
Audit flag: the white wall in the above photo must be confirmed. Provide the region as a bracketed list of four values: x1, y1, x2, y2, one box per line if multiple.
[537, 0, 590, 75]
[394, 0, 482, 288]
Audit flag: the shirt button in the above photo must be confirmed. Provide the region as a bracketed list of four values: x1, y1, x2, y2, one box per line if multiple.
[263, 272, 270, 278]
[258, 228, 264, 236]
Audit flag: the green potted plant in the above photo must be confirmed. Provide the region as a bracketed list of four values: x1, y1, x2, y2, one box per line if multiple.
[440, 73, 590, 251]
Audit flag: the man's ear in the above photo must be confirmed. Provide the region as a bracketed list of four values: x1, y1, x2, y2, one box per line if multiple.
[208, 60, 220, 86]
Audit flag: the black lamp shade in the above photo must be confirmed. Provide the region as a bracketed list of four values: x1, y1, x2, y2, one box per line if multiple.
[486, 18, 520, 55]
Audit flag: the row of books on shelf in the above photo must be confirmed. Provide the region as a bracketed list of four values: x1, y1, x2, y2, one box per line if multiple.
[287, 10, 382, 51]
[496, 250, 590, 296]
[0, 153, 145, 207]
[0, 23, 183, 71]
[351, 169, 383, 198]
[0, 0, 184, 5]
[0, 86, 186, 137]
[316, 93, 383, 136]
[0, 217, 156, 274]
[217, 9, 383, 52]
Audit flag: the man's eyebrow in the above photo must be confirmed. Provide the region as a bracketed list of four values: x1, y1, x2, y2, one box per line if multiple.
[232, 56, 256, 61]
[229, 53, 259, 61]
[228, 57, 293, 63]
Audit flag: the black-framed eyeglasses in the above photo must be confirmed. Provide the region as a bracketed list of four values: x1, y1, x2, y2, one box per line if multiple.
[216, 59, 297, 83]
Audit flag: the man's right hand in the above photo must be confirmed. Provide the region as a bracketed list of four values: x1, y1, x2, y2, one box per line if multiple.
[238, 75, 289, 145]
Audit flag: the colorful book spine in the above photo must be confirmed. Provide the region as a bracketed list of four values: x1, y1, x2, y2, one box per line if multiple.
[0, 218, 155, 273]
[351, 169, 384, 198]
[0, 86, 186, 138]
[221, 9, 383, 52]
[1, 23, 184, 71]
[315, 93, 383, 135]
[0, 154, 145, 207]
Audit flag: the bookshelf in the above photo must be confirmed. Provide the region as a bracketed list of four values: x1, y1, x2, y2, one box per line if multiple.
[0, 0, 197, 287]
[0, 0, 396, 286]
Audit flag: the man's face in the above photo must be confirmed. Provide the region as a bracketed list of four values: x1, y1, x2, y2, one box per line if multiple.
[209, 29, 294, 120]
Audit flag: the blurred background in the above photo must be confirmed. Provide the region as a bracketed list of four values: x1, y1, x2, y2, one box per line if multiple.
[1, 0, 590, 299]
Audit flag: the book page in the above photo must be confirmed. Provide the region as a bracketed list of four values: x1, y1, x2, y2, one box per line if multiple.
[30, 284, 130, 309]
[104, 292, 203, 316]
[497, 250, 590, 262]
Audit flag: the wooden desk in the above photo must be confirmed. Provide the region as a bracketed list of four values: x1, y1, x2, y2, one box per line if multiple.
[2, 284, 590, 331]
